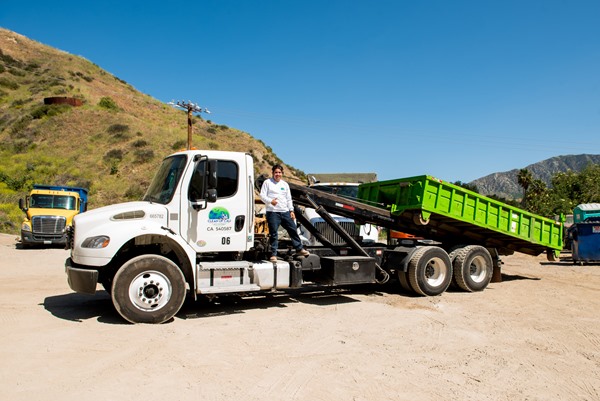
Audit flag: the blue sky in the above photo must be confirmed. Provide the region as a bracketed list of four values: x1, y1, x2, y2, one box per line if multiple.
[2, 0, 599, 182]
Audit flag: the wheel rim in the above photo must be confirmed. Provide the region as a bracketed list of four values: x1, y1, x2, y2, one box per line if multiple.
[128, 270, 172, 312]
[424, 257, 447, 287]
[468, 255, 488, 283]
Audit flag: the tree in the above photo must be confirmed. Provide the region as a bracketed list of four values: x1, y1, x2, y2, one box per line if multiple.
[517, 168, 533, 206]
[524, 178, 549, 215]
[580, 164, 600, 202]
[522, 163, 600, 218]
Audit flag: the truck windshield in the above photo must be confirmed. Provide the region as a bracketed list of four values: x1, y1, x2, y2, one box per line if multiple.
[311, 184, 358, 199]
[143, 154, 188, 204]
[30, 194, 77, 210]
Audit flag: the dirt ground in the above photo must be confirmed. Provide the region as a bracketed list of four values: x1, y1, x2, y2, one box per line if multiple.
[1, 233, 599, 401]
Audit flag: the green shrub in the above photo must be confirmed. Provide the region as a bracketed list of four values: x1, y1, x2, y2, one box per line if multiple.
[104, 148, 124, 162]
[0, 50, 21, 67]
[8, 68, 26, 77]
[25, 62, 41, 71]
[11, 139, 36, 154]
[0, 171, 30, 191]
[11, 98, 31, 107]
[171, 139, 187, 150]
[79, 73, 94, 82]
[134, 148, 154, 163]
[109, 162, 119, 175]
[132, 139, 148, 148]
[107, 124, 129, 134]
[30, 104, 71, 119]
[9, 115, 33, 136]
[0, 204, 22, 235]
[0, 77, 19, 90]
[98, 97, 119, 111]
[124, 183, 146, 200]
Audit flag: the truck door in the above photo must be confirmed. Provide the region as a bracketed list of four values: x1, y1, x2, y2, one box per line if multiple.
[180, 155, 253, 253]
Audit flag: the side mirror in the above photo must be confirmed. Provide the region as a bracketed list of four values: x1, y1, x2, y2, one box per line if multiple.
[19, 198, 27, 212]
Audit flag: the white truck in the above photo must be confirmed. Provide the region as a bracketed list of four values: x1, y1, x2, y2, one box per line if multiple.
[299, 180, 379, 246]
[65, 149, 560, 324]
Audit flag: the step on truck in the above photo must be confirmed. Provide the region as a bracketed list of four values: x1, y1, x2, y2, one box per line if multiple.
[19, 184, 88, 247]
[65, 150, 563, 324]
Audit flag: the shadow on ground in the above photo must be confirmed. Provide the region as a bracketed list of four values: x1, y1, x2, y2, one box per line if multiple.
[44, 276, 535, 324]
[178, 288, 363, 320]
[42, 291, 124, 324]
[499, 273, 541, 282]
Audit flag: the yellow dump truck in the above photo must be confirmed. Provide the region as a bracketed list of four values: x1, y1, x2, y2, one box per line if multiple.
[19, 184, 88, 247]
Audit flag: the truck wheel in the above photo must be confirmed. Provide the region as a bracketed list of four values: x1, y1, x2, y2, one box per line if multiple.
[111, 255, 186, 324]
[407, 246, 452, 296]
[397, 270, 413, 293]
[452, 245, 493, 292]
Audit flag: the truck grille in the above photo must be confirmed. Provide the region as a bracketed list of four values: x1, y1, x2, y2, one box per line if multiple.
[314, 221, 359, 245]
[32, 216, 67, 235]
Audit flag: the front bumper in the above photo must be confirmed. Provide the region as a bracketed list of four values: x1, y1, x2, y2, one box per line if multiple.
[65, 257, 99, 294]
[22, 230, 66, 245]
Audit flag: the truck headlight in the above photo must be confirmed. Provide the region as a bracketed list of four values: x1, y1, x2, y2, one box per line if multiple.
[81, 236, 110, 248]
[21, 222, 31, 232]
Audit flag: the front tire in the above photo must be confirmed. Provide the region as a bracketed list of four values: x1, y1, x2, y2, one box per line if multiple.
[407, 246, 452, 296]
[111, 254, 186, 324]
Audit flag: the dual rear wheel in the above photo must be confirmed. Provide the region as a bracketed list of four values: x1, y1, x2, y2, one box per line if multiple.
[398, 246, 452, 296]
[397, 245, 494, 296]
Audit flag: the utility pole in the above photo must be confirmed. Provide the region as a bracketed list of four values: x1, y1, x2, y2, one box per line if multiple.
[168, 100, 211, 150]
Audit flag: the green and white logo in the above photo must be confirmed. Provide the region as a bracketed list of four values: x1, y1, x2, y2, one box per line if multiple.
[208, 207, 231, 225]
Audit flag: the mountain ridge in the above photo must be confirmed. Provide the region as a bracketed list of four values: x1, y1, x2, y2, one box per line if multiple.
[470, 154, 600, 199]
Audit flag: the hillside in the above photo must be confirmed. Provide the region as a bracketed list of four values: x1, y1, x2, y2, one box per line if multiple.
[470, 154, 600, 199]
[0, 28, 304, 233]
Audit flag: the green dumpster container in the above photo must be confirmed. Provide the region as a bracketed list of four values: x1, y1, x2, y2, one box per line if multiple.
[358, 175, 563, 256]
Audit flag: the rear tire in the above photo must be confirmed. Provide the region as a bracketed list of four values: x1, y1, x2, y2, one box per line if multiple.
[452, 245, 493, 292]
[111, 254, 186, 324]
[407, 246, 452, 296]
[397, 270, 413, 293]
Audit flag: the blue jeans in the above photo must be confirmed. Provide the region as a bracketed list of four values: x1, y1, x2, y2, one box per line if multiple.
[266, 211, 303, 256]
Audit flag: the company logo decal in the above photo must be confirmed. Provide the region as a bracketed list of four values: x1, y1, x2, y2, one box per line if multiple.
[208, 207, 231, 225]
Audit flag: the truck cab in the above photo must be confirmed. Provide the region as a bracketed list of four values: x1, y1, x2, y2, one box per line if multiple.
[19, 185, 88, 247]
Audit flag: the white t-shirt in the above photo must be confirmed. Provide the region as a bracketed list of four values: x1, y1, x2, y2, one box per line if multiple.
[260, 178, 294, 213]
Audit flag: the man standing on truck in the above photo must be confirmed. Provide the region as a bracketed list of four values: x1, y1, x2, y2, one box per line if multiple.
[260, 164, 310, 262]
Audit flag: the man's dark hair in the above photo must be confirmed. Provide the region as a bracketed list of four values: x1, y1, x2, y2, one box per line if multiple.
[272, 164, 284, 173]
